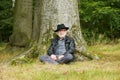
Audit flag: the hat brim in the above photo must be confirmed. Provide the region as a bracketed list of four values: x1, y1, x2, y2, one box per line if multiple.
[54, 27, 69, 32]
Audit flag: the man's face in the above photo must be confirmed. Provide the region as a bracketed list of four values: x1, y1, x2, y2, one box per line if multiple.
[57, 29, 67, 38]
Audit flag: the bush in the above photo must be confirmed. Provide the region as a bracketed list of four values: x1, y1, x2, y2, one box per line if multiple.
[78, 0, 120, 45]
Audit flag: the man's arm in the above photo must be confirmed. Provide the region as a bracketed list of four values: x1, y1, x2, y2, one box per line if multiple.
[47, 39, 54, 56]
[47, 39, 57, 60]
[65, 38, 75, 54]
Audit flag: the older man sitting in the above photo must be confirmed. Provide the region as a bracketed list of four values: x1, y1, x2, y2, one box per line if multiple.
[40, 24, 75, 64]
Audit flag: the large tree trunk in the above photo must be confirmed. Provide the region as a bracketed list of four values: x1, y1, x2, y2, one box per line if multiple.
[33, 0, 91, 60]
[34, 0, 86, 54]
[9, 0, 97, 64]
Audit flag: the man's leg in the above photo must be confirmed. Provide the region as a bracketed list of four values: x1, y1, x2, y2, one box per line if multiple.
[39, 55, 59, 64]
[58, 54, 74, 64]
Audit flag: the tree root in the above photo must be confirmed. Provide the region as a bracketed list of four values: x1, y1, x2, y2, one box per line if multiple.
[7, 43, 39, 65]
[75, 46, 99, 61]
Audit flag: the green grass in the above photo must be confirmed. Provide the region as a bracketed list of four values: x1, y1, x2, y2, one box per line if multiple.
[0, 43, 120, 80]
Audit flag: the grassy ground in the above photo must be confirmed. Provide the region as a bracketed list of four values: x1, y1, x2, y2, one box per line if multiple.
[0, 43, 120, 80]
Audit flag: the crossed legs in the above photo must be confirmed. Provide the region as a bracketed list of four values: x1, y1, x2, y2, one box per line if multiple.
[40, 54, 74, 64]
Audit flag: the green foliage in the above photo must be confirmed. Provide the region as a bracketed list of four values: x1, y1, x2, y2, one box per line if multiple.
[0, 0, 13, 42]
[78, 0, 120, 45]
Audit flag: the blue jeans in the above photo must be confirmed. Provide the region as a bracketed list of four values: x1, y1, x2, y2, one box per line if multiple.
[39, 54, 74, 64]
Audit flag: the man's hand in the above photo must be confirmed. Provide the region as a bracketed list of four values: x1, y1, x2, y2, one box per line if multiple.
[50, 54, 57, 60]
[58, 55, 64, 60]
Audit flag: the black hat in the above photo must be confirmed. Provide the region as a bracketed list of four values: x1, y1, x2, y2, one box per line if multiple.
[55, 24, 69, 32]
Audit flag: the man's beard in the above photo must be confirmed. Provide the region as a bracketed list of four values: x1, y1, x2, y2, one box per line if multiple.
[58, 34, 66, 38]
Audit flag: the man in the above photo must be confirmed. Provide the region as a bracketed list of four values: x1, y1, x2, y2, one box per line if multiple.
[40, 24, 75, 64]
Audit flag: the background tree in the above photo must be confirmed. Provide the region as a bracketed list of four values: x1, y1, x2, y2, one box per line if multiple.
[9, 0, 33, 47]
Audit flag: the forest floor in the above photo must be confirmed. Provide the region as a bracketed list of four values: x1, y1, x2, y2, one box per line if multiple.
[0, 43, 120, 80]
